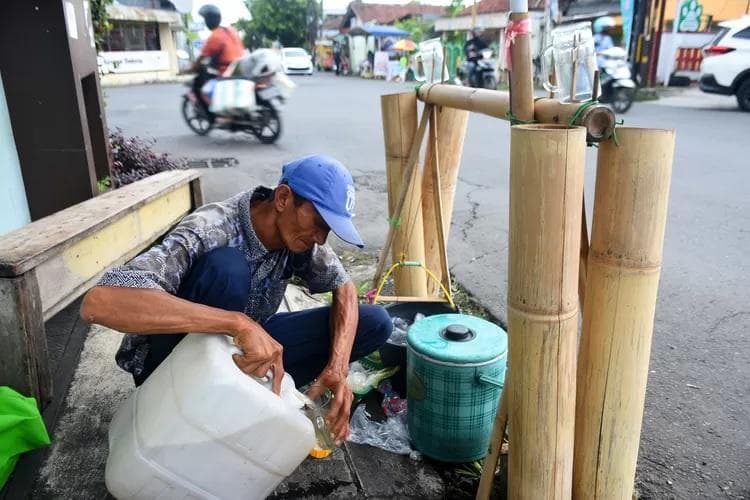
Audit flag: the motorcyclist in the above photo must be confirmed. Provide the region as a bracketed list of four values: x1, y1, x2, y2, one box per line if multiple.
[192, 4, 245, 115]
[593, 16, 616, 66]
[464, 27, 488, 87]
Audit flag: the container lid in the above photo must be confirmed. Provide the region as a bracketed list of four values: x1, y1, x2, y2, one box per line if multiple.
[407, 314, 507, 365]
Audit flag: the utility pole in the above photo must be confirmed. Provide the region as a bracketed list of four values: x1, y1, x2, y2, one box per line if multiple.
[647, 0, 667, 86]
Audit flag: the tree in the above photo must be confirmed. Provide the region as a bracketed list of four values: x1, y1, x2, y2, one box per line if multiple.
[394, 17, 434, 44]
[447, 0, 465, 17]
[90, 0, 113, 49]
[241, 0, 309, 48]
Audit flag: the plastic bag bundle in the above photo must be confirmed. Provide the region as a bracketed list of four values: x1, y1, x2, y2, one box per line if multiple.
[348, 405, 412, 455]
[237, 49, 283, 79]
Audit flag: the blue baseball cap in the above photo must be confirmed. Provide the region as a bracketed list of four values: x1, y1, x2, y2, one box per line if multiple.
[280, 155, 364, 248]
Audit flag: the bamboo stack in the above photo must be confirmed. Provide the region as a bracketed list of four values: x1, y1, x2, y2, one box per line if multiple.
[380, 92, 428, 296]
[507, 124, 586, 499]
[422, 106, 469, 294]
[573, 128, 675, 500]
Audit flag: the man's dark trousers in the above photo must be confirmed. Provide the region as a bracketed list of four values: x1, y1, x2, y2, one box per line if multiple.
[133, 247, 392, 386]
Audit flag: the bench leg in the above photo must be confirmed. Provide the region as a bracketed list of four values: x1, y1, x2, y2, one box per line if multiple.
[0, 273, 52, 407]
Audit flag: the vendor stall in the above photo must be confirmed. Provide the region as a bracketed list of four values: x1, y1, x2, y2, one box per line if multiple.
[348, 25, 410, 75]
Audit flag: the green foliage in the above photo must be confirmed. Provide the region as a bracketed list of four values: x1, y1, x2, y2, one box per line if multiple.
[447, 0, 465, 17]
[90, 0, 113, 50]
[394, 17, 433, 44]
[240, 0, 312, 49]
[97, 176, 112, 193]
[456, 460, 484, 479]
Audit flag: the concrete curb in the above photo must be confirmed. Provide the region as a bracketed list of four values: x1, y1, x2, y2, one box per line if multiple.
[100, 74, 193, 88]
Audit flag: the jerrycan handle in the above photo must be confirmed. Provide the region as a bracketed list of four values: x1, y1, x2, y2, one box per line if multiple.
[541, 45, 560, 94]
[477, 373, 505, 388]
[230, 340, 276, 386]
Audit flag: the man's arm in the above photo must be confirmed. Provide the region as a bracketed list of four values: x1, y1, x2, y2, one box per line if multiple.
[80, 286, 286, 394]
[81, 286, 243, 336]
[79, 200, 287, 393]
[307, 280, 358, 442]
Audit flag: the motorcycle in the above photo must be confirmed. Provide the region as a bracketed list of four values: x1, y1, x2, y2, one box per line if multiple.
[459, 49, 498, 90]
[182, 60, 284, 144]
[597, 47, 636, 114]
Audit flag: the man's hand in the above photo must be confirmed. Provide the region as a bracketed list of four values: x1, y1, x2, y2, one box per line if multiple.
[230, 314, 286, 395]
[307, 365, 353, 443]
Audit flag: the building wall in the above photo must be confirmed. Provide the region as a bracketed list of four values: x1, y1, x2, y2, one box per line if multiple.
[0, 72, 30, 236]
[159, 22, 179, 75]
[98, 14, 181, 85]
[663, 0, 748, 24]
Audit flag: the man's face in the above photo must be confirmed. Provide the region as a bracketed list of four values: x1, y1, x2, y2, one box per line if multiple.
[276, 186, 331, 252]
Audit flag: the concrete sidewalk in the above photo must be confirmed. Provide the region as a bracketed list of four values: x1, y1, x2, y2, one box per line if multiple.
[2, 285, 491, 500]
[649, 85, 739, 111]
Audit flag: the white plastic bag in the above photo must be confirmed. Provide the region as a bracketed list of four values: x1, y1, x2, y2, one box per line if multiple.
[348, 405, 413, 455]
[271, 72, 297, 99]
[209, 78, 256, 115]
[238, 49, 283, 79]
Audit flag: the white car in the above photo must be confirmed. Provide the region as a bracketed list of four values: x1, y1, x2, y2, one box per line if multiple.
[699, 16, 750, 111]
[281, 48, 314, 76]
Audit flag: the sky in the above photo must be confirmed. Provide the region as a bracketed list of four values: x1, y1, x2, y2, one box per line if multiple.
[178, 0, 454, 22]
[321, 0, 453, 15]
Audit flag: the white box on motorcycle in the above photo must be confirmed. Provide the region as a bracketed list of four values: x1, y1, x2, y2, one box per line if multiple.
[206, 78, 257, 116]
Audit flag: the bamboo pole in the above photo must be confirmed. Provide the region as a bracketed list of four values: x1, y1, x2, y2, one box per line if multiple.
[375, 92, 432, 296]
[422, 106, 468, 294]
[372, 109, 430, 290]
[416, 84, 616, 141]
[507, 124, 586, 499]
[476, 390, 508, 500]
[579, 195, 589, 309]
[532, 99, 615, 141]
[508, 1, 534, 122]
[573, 128, 675, 500]
[425, 107, 452, 293]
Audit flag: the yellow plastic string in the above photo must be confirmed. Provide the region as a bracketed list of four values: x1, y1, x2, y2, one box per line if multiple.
[372, 260, 456, 310]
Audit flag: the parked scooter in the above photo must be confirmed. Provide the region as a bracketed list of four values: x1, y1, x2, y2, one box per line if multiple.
[459, 49, 498, 90]
[597, 46, 636, 113]
[182, 52, 287, 144]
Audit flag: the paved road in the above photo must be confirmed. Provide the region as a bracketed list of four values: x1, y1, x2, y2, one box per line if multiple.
[105, 74, 749, 499]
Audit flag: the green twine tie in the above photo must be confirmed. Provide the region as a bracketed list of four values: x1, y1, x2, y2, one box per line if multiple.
[567, 100, 600, 127]
[506, 111, 536, 126]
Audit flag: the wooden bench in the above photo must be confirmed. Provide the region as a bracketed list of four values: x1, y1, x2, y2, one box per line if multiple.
[0, 170, 202, 405]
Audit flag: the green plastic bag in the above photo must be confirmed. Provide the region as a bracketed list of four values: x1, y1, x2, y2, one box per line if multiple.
[0, 386, 51, 488]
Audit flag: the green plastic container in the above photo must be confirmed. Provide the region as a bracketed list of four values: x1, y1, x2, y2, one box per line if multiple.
[406, 314, 507, 463]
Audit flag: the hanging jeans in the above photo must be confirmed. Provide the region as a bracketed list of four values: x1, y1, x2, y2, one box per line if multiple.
[132, 247, 392, 387]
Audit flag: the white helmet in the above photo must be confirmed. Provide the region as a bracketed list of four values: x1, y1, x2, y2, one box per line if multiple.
[593, 16, 616, 34]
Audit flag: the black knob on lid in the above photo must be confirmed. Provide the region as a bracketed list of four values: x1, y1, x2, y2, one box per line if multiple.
[442, 324, 474, 342]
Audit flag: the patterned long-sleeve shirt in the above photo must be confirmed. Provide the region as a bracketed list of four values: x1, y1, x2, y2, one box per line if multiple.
[97, 186, 350, 376]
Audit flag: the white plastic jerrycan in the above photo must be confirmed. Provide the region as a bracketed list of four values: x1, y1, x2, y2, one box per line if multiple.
[106, 333, 316, 500]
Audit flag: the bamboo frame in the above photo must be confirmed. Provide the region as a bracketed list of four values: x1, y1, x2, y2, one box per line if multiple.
[416, 84, 616, 141]
[509, 10, 535, 122]
[507, 124, 586, 499]
[573, 128, 675, 500]
[426, 107, 452, 293]
[422, 106, 468, 295]
[373, 295, 449, 304]
[477, 390, 508, 499]
[379, 93, 429, 296]
[579, 195, 590, 308]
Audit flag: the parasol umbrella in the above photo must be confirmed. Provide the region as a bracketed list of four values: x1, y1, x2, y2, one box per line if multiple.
[393, 39, 417, 51]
